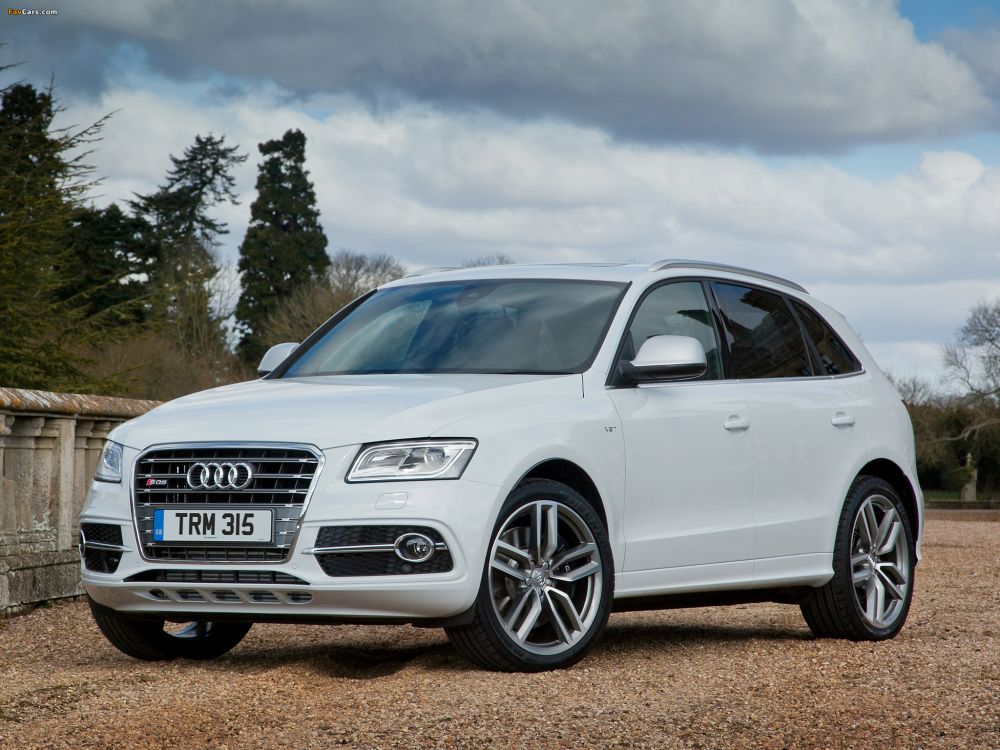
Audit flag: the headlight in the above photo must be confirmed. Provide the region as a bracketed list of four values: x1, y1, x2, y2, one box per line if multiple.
[94, 441, 123, 483]
[347, 440, 477, 482]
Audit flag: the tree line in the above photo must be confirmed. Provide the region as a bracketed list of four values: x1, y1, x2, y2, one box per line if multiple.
[0, 68, 411, 399]
[897, 302, 1000, 498]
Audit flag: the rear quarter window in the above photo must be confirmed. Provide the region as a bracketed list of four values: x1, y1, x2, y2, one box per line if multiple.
[791, 300, 862, 376]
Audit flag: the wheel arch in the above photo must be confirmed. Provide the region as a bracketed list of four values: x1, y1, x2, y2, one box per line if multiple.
[517, 458, 609, 532]
[858, 458, 921, 541]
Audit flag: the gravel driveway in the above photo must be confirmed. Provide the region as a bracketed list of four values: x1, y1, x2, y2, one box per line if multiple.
[1, 517, 997, 750]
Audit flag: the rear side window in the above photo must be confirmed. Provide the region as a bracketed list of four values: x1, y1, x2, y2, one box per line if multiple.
[712, 282, 812, 379]
[792, 301, 861, 375]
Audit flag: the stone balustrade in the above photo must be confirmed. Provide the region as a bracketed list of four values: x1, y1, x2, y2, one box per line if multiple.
[0, 387, 159, 615]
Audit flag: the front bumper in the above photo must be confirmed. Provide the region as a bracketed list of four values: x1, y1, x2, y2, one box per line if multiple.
[80, 447, 505, 622]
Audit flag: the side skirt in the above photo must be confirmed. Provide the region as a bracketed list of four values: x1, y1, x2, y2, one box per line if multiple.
[612, 586, 812, 613]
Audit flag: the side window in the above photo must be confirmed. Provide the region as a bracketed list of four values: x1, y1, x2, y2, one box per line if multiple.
[792, 300, 861, 375]
[619, 281, 723, 380]
[712, 282, 812, 379]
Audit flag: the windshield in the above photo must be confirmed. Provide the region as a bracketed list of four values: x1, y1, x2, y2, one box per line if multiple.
[281, 279, 628, 376]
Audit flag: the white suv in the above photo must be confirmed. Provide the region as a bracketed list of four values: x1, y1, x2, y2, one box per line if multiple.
[81, 260, 922, 671]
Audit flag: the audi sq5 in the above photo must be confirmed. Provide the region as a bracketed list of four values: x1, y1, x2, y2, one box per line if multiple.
[80, 260, 921, 671]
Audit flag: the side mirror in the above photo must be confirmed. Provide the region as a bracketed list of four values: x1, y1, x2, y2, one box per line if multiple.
[257, 342, 299, 376]
[626, 335, 707, 383]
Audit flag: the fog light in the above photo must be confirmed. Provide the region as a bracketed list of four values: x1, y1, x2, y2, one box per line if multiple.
[394, 533, 436, 563]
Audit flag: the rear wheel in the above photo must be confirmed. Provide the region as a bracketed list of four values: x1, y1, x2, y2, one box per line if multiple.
[800, 476, 915, 640]
[89, 598, 252, 661]
[446, 479, 613, 671]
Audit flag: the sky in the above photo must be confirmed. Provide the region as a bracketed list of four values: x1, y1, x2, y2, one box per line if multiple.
[4, 0, 1000, 385]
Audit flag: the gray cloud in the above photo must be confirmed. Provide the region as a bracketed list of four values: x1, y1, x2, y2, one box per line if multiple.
[51, 74, 1000, 381]
[942, 26, 1000, 102]
[5, 0, 996, 153]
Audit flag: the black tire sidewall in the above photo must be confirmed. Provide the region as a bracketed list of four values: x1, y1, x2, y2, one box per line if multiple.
[473, 479, 614, 670]
[89, 597, 251, 660]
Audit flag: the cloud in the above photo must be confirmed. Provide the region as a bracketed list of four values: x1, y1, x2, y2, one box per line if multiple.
[64, 82, 1000, 280]
[942, 25, 1000, 95]
[57, 78, 1000, 383]
[9, 0, 995, 153]
[863, 340, 949, 384]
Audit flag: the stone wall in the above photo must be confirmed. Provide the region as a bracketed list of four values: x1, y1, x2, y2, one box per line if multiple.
[0, 387, 159, 615]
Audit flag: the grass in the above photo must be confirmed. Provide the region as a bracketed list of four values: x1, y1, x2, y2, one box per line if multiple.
[923, 489, 960, 502]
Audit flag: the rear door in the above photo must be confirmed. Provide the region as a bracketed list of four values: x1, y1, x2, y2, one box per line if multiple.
[710, 282, 870, 581]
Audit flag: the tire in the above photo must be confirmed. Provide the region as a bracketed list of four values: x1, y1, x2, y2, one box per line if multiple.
[446, 479, 614, 671]
[88, 597, 252, 661]
[800, 475, 915, 640]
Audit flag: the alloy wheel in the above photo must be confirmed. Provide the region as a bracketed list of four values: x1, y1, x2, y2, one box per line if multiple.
[850, 494, 911, 629]
[488, 499, 604, 655]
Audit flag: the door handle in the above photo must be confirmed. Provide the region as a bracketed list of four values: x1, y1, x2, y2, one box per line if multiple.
[723, 415, 750, 432]
[831, 412, 856, 428]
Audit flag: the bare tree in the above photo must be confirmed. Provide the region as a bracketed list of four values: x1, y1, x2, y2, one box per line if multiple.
[884, 372, 933, 406]
[461, 253, 514, 268]
[260, 250, 406, 345]
[329, 249, 406, 298]
[941, 299, 1000, 442]
[945, 300, 1000, 398]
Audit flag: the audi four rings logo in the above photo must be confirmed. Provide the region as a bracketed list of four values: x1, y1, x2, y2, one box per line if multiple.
[186, 462, 254, 490]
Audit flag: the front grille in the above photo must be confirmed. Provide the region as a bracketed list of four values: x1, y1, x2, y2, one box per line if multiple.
[124, 569, 308, 585]
[315, 525, 454, 577]
[133, 445, 320, 563]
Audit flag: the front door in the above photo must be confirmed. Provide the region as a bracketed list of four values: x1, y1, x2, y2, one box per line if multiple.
[608, 280, 755, 588]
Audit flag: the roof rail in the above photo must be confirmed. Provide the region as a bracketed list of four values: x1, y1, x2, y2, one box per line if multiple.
[647, 259, 807, 294]
[401, 266, 461, 279]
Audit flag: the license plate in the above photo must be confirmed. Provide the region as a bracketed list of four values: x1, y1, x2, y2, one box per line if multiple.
[153, 509, 273, 543]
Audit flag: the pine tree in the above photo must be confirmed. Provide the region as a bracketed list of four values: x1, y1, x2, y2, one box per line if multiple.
[130, 134, 246, 361]
[0, 80, 108, 390]
[235, 129, 330, 364]
[61, 203, 153, 329]
[131, 134, 246, 285]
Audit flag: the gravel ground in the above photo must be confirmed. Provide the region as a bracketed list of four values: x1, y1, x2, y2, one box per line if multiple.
[1, 518, 997, 750]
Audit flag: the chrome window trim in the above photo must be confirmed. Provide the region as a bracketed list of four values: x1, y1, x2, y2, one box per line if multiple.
[832, 369, 868, 380]
[129, 441, 326, 565]
[629, 378, 741, 390]
[736, 368, 869, 385]
[614, 368, 869, 388]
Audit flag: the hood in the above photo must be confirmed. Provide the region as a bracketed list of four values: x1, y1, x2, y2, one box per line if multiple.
[112, 373, 583, 450]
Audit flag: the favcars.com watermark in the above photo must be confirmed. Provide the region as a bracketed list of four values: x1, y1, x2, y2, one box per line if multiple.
[8, 7, 59, 14]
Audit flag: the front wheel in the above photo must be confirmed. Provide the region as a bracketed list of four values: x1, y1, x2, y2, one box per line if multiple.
[800, 475, 915, 640]
[447, 479, 614, 671]
[89, 598, 252, 661]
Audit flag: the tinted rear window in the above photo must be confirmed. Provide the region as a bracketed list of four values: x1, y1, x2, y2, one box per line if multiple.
[792, 300, 861, 375]
[712, 282, 812, 379]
